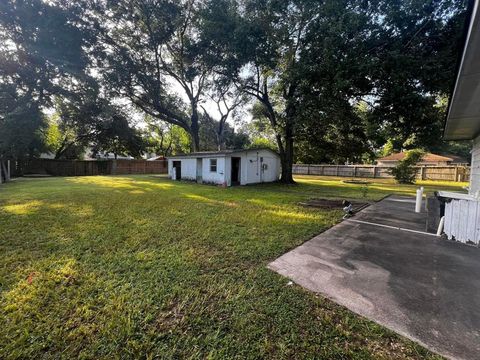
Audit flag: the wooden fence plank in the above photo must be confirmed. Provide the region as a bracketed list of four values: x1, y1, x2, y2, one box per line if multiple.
[14, 159, 168, 177]
[293, 164, 469, 182]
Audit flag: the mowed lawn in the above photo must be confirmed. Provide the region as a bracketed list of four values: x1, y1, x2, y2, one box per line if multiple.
[0, 175, 466, 359]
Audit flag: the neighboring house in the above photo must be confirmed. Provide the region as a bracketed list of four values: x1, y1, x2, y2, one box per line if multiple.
[439, 0, 480, 244]
[84, 149, 134, 160]
[376, 152, 469, 167]
[39, 152, 56, 159]
[167, 148, 281, 186]
[146, 155, 165, 161]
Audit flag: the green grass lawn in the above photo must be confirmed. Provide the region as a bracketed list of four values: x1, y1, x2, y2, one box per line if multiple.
[0, 175, 466, 359]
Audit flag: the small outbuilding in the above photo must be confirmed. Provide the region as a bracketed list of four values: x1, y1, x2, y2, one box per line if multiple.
[167, 148, 281, 186]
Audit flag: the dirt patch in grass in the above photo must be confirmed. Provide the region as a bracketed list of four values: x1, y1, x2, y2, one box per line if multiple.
[299, 198, 370, 212]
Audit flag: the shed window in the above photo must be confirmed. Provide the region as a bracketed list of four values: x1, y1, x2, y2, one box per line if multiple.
[210, 159, 217, 172]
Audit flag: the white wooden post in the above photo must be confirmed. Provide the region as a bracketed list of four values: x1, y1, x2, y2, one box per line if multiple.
[415, 189, 422, 213]
[420, 166, 426, 180]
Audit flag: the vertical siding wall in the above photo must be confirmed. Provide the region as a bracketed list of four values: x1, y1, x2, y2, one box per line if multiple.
[444, 199, 480, 246]
[241, 150, 281, 185]
[470, 135, 480, 195]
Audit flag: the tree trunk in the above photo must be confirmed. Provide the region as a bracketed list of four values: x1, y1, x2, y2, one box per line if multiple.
[1, 160, 9, 182]
[216, 129, 225, 151]
[190, 108, 200, 152]
[280, 127, 295, 184]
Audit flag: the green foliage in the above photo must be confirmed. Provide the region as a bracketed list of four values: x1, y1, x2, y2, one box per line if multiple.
[44, 114, 85, 160]
[91, 114, 144, 159]
[390, 149, 425, 184]
[0, 0, 469, 169]
[0, 97, 48, 159]
[248, 137, 277, 151]
[225, 130, 251, 150]
[0, 175, 460, 358]
[0, 0, 94, 159]
[96, 0, 219, 151]
[143, 119, 191, 156]
[381, 139, 396, 157]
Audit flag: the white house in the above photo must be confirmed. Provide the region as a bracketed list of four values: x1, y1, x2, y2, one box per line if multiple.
[440, 0, 480, 245]
[167, 148, 281, 186]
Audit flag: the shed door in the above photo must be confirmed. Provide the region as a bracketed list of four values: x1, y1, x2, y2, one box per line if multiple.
[196, 158, 203, 183]
[231, 157, 241, 184]
[172, 161, 181, 180]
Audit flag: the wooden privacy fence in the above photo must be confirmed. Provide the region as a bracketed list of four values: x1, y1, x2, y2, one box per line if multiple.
[14, 159, 167, 177]
[292, 164, 470, 182]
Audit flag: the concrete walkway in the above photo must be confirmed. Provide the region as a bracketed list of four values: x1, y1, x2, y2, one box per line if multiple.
[269, 195, 480, 360]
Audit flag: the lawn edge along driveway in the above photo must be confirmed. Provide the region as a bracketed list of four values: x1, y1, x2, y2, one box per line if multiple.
[269, 195, 480, 360]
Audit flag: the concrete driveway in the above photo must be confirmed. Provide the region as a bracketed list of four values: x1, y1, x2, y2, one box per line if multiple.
[269, 195, 480, 360]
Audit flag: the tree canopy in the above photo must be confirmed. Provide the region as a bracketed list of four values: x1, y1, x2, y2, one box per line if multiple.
[0, 0, 469, 181]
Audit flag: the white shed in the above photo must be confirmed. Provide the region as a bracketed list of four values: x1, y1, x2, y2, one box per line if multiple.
[167, 148, 281, 186]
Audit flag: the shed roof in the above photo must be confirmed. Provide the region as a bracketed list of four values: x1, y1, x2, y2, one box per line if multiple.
[167, 148, 279, 159]
[378, 152, 453, 162]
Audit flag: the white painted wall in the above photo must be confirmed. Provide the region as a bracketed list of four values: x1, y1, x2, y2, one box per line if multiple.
[168, 158, 197, 181]
[201, 157, 227, 185]
[239, 149, 281, 185]
[470, 135, 480, 195]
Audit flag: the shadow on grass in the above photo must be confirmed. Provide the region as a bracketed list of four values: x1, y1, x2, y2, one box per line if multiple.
[0, 175, 444, 359]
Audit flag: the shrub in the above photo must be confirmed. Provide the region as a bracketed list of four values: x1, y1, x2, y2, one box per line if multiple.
[389, 149, 424, 184]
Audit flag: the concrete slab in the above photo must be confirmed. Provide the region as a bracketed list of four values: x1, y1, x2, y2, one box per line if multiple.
[354, 195, 429, 232]
[269, 195, 480, 360]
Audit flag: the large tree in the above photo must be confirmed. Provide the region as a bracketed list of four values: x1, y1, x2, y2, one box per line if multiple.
[364, 0, 468, 152]
[203, 0, 380, 182]
[95, 0, 222, 151]
[0, 0, 93, 163]
[53, 89, 145, 159]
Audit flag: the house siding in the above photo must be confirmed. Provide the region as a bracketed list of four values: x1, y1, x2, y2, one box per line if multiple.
[174, 158, 196, 181]
[241, 149, 281, 185]
[470, 135, 480, 195]
[202, 157, 226, 185]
